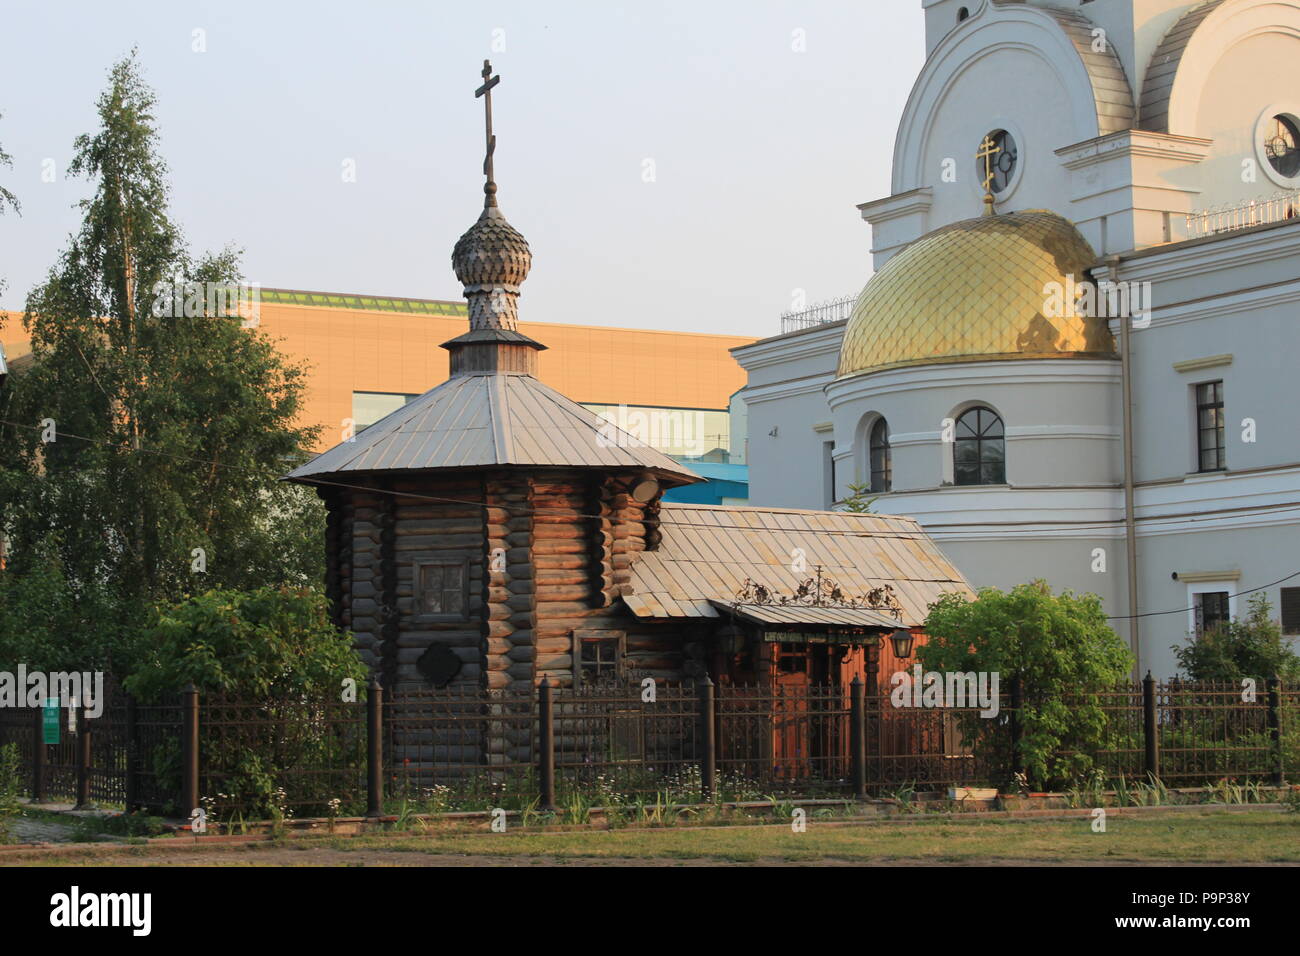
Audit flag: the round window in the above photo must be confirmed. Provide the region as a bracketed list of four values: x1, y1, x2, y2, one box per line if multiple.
[976, 129, 1018, 195]
[1264, 114, 1300, 179]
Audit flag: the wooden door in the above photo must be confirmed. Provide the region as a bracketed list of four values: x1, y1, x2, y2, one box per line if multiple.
[771, 642, 811, 781]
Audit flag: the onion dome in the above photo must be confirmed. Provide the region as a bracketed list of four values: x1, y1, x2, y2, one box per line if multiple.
[452, 205, 532, 297]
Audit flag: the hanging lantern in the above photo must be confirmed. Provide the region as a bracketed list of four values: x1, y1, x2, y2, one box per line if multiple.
[889, 628, 915, 660]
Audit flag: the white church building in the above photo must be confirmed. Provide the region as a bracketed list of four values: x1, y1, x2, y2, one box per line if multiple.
[733, 0, 1300, 678]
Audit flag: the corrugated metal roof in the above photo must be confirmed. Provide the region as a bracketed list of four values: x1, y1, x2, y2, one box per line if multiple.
[710, 601, 904, 629]
[623, 504, 974, 628]
[286, 371, 699, 482]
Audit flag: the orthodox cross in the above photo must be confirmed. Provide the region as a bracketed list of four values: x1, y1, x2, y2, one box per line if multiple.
[976, 134, 1000, 214]
[476, 59, 500, 205]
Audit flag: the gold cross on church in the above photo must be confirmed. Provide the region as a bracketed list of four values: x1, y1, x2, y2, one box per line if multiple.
[476, 59, 500, 206]
[976, 134, 1000, 215]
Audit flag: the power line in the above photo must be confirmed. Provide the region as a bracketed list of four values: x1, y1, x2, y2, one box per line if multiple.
[1103, 569, 1300, 622]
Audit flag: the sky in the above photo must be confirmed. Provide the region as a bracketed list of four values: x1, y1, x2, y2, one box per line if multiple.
[0, 0, 924, 338]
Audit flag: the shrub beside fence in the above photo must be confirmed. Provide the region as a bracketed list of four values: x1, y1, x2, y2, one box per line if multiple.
[0, 676, 1294, 819]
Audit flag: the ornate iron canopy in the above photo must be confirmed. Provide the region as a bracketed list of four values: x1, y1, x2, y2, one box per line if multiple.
[732, 565, 903, 621]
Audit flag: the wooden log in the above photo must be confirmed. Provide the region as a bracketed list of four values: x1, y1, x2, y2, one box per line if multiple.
[395, 533, 482, 550]
[535, 585, 591, 603]
[533, 600, 590, 616]
[532, 525, 586, 541]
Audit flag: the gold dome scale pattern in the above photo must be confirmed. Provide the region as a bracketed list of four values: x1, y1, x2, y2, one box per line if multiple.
[837, 210, 1117, 379]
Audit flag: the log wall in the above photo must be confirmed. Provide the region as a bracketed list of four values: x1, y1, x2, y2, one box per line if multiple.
[329, 469, 704, 690]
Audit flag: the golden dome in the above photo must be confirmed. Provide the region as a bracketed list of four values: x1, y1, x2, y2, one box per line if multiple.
[837, 210, 1116, 379]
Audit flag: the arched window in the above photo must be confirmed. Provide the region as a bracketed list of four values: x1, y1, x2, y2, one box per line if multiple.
[954, 407, 1005, 485]
[869, 418, 892, 493]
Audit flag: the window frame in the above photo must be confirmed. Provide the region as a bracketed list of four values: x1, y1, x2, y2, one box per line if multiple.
[1281, 587, 1300, 636]
[1185, 581, 1236, 639]
[869, 417, 892, 493]
[953, 406, 1006, 486]
[1194, 380, 1226, 473]
[414, 555, 471, 623]
[572, 629, 626, 686]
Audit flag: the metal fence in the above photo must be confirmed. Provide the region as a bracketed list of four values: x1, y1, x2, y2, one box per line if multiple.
[779, 295, 856, 334]
[1184, 189, 1300, 239]
[0, 677, 1294, 818]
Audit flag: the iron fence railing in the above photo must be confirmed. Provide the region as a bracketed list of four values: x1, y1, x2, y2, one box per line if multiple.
[779, 295, 856, 334]
[1184, 190, 1300, 239]
[0, 677, 1294, 818]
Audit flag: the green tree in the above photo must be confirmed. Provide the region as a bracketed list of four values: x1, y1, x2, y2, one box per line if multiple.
[1173, 593, 1300, 683]
[841, 480, 878, 513]
[919, 580, 1134, 791]
[0, 53, 324, 672]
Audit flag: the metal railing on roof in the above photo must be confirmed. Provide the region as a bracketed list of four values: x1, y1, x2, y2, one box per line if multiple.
[779, 294, 856, 334]
[1185, 190, 1300, 239]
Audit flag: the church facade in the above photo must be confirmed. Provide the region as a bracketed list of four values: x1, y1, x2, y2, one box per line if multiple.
[734, 0, 1300, 679]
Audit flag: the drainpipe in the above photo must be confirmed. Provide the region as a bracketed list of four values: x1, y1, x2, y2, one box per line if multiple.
[1109, 255, 1141, 678]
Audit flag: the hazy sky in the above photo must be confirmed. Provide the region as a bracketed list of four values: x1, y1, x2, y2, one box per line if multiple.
[1, 1, 924, 338]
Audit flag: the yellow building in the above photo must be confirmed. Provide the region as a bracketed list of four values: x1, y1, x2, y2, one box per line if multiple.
[2, 289, 754, 454]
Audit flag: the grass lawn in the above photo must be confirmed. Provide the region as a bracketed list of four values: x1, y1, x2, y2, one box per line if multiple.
[7, 808, 1300, 866]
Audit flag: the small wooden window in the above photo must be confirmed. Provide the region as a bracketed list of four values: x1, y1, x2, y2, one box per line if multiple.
[573, 630, 625, 685]
[1281, 587, 1300, 635]
[417, 559, 468, 620]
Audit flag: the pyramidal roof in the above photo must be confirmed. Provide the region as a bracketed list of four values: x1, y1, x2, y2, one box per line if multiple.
[287, 60, 698, 488]
[286, 371, 699, 481]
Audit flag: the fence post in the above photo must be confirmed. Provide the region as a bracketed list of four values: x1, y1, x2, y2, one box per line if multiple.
[31, 707, 45, 803]
[1267, 676, 1284, 787]
[182, 683, 199, 818]
[125, 696, 138, 812]
[698, 676, 716, 801]
[850, 676, 866, 801]
[538, 678, 556, 812]
[75, 701, 92, 809]
[1142, 671, 1160, 782]
[366, 677, 384, 819]
[1009, 675, 1023, 785]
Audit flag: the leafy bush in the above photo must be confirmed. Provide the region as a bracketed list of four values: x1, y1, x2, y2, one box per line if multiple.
[919, 580, 1134, 791]
[124, 586, 363, 700]
[124, 587, 367, 817]
[1173, 593, 1300, 683]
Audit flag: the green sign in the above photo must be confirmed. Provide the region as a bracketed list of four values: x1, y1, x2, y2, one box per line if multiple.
[42, 698, 59, 745]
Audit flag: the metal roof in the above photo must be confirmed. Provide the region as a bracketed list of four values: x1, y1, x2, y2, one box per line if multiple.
[622, 503, 974, 627]
[710, 601, 905, 629]
[286, 371, 699, 482]
[1045, 6, 1135, 137]
[1139, 0, 1223, 133]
